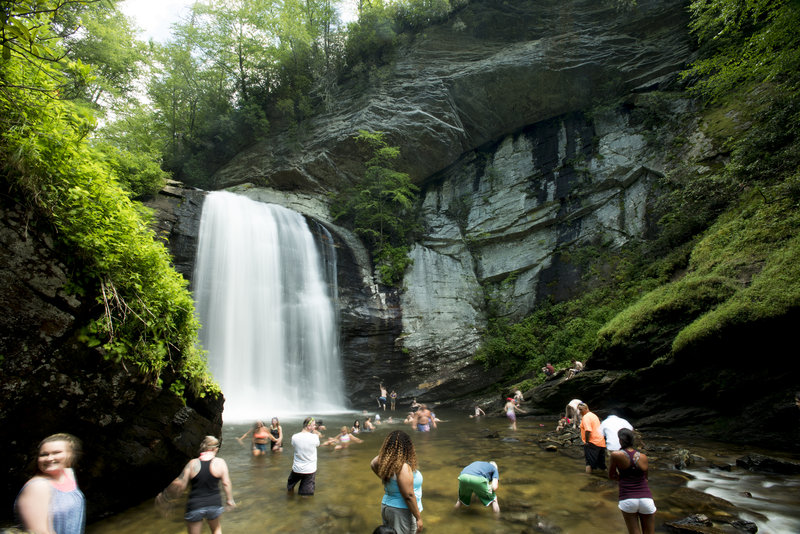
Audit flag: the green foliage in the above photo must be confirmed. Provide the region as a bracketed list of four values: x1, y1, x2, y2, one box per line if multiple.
[332, 130, 420, 286]
[475, 262, 661, 378]
[344, 0, 464, 77]
[376, 244, 413, 286]
[590, 0, 800, 369]
[59, 2, 147, 108]
[683, 0, 800, 102]
[0, 0, 218, 398]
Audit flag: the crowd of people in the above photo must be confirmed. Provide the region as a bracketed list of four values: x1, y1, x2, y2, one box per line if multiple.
[14, 390, 656, 534]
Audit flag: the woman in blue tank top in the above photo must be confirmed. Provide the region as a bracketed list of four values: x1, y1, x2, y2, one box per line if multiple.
[16, 433, 85, 534]
[370, 430, 423, 533]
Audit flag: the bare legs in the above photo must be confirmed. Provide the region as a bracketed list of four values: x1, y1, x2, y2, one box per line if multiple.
[187, 518, 222, 534]
[621, 512, 655, 534]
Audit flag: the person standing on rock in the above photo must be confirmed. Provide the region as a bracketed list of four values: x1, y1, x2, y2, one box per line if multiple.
[390, 390, 398, 411]
[287, 417, 321, 496]
[579, 403, 607, 473]
[609, 428, 656, 534]
[566, 398, 583, 428]
[454, 461, 500, 514]
[601, 414, 633, 452]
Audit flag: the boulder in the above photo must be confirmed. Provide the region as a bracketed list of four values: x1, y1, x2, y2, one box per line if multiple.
[735, 454, 800, 475]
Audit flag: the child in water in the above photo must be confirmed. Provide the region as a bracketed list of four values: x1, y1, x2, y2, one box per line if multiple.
[323, 426, 363, 450]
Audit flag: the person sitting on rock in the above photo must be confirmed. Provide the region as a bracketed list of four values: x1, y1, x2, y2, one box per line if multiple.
[542, 362, 555, 377]
[565, 360, 584, 379]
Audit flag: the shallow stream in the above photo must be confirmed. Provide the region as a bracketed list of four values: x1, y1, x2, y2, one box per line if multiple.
[86, 411, 800, 533]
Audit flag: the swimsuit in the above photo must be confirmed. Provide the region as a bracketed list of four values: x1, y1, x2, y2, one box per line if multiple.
[417, 423, 431, 432]
[340, 434, 351, 443]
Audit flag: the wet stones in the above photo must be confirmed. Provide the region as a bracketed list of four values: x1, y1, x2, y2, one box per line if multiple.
[664, 514, 723, 534]
[730, 519, 758, 533]
[735, 453, 800, 475]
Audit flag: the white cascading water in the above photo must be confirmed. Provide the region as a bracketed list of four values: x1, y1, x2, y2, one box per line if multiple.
[193, 191, 346, 420]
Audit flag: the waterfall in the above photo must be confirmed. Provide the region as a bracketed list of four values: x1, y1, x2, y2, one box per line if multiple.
[193, 191, 346, 420]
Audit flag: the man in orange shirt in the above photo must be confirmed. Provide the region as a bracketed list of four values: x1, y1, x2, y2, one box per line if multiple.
[579, 402, 607, 473]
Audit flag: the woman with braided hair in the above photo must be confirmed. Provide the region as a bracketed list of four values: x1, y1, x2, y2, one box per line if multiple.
[370, 430, 423, 533]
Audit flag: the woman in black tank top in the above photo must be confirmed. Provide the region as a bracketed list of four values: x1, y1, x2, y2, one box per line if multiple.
[156, 436, 237, 533]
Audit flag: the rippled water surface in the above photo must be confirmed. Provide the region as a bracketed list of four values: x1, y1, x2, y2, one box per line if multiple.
[86, 411, 800, 533]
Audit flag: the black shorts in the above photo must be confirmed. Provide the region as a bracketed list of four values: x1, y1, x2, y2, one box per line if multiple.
[584, 443, 607, 470]
[287, 471, 316, 495]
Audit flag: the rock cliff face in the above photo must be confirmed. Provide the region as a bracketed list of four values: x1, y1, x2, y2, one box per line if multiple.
[0, 203, 222, 523]
[151, 99, 671, 405]
[399, 107, 667, 396]
[194, 0, 693, 405]
[212, 0, 690, 193]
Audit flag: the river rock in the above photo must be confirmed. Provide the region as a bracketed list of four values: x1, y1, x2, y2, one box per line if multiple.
[735, 453, 800, 475]
[664, 514, 724, 534]
[673, 448, 692, 469]
[666, 488, 738, 516]
[730, 519, 758, 533]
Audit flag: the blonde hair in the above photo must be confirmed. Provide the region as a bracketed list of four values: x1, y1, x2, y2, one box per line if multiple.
[38, 433, 81, 469]
[375, 430, 417, 483]
[199, 436, 220, 453]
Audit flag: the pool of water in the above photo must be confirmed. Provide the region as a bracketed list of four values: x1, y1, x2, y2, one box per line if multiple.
[86, 411, 800, 533]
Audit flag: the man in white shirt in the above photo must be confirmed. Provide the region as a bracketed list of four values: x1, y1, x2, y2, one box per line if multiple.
[287, 417, 321, 496]
[600, 414, 633, 451]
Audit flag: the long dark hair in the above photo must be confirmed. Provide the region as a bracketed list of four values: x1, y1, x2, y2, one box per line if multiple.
[375, 430, 417, 483]
[618, 428, 635, 449]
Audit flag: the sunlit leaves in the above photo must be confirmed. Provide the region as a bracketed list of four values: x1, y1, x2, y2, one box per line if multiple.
[684, 0, 800, 101]
[0, 0, 218, 397]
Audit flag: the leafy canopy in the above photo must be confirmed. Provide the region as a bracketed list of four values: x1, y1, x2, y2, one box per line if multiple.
[1, 0, 217, 398]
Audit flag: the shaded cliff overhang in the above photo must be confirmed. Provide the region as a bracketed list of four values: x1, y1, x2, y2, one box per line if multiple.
[212, 0, 692, 193]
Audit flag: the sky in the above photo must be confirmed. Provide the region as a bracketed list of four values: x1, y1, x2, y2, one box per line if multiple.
[119, 0, 195, 42]
[120, 0, 358, 43]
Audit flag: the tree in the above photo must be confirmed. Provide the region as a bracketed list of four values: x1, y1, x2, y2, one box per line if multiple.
[0, 0, 216, 396]
[333, 130, 420, 285]
[684, 0, 800, 102]
[60, 2, 147, 108]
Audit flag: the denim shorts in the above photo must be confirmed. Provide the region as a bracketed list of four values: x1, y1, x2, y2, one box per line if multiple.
[184, 505, 224, 522]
